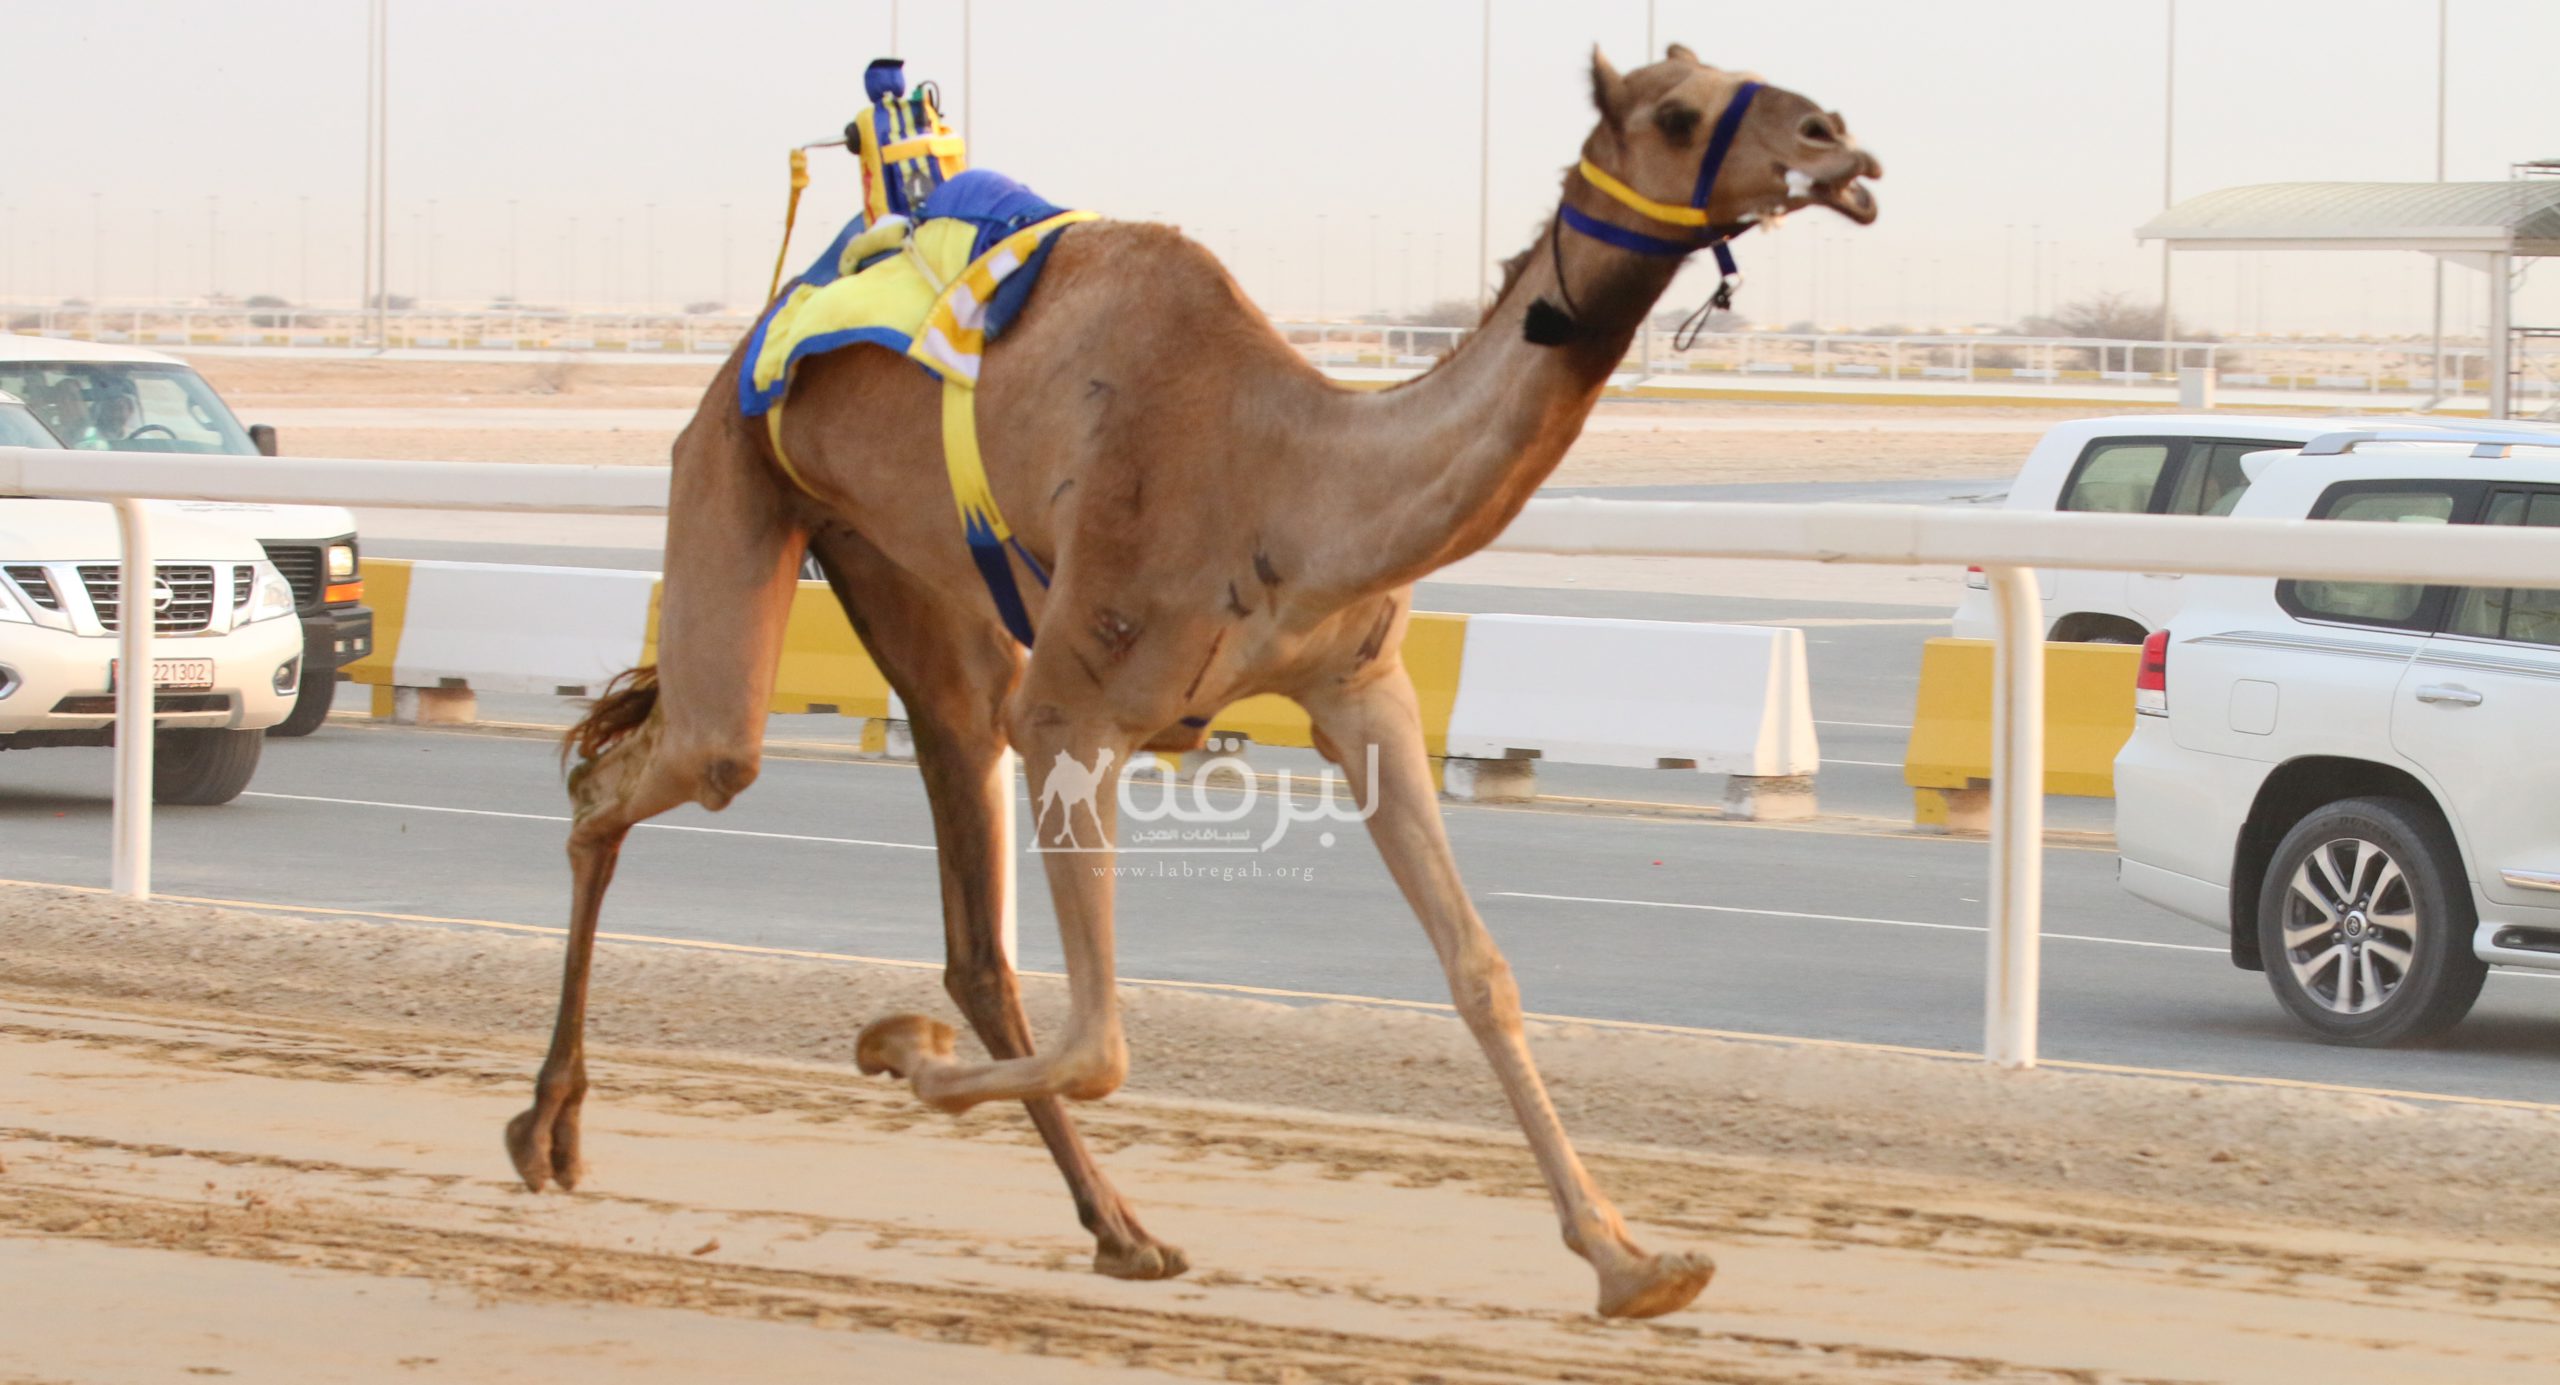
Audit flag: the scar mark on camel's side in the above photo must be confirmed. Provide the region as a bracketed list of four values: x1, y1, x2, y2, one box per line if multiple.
[1068, 648, 1105, 689]
[1225, 581, 1252, 619]
[1084, 378, 1114, 400]
[1050, 478, 1077, 505]
[1254, 549, 1283, 589]
[1183, 630, 1228, 701]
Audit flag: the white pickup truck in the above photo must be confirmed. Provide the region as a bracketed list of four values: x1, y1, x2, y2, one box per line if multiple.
[0, 335, 372, 736]
[1, 388, 306, 803]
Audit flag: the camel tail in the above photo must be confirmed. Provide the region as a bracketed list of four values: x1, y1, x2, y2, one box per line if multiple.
[562, 665, 660, 774]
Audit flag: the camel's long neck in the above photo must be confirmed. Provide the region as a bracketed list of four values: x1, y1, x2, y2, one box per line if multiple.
[1296, 208, 1680, 597]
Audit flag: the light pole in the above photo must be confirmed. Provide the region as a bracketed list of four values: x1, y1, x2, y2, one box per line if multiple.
[1314, 212, 1326, 322]
[1476, 0, 1491, 315]
[2002, 223, 2014, 324]
[2430, 0, 2448, 400]
[645, 203, 658, 312]
[508, 198, 520, 303]
[1367, 213, 1380, 320]
[206, 195, 220, 299]
[721, 202, 733, 308]
[425, 199, 438, 303]
[2159, 0, 2177, 374]
[152, 210, 163, 302]
[298, 195, 310, 305]
[90, 192, 102, 311]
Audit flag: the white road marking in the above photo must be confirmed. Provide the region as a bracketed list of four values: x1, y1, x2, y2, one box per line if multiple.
[241, 791, 933, 852]
[1821, 758, 1905, 768]
[1490, 890, 2222, 953]
[1816, 719, 1913, 730]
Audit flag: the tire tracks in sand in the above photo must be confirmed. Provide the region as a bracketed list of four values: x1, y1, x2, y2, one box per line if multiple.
[7, 994, 2560, 1382]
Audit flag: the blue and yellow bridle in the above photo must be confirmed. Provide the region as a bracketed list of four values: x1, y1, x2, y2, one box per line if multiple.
[1557, 79, 1762, 311]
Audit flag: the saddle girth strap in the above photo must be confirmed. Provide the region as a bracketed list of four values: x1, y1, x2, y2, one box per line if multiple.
[940, 377, 1049, 647]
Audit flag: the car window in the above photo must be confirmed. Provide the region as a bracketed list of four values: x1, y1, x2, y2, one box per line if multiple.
[0, 362, 253, 455]
[0, 401, 62, 448]
[2060, 441, 2172, 514]
[2285, 486, 2461, 628]
[2169, 441, 2269, 517]
[2447, 491, 2560, 647]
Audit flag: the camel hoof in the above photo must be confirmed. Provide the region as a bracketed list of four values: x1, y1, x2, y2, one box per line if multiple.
[1595, 1249, 1716, 1319]
[504, 1106, 585, 1194]
[1095, 1238, 1190, 1281]
[856, 1013, 957, 1081]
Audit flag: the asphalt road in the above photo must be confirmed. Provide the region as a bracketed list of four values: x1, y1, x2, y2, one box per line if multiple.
[6, 716, 2556, 1106]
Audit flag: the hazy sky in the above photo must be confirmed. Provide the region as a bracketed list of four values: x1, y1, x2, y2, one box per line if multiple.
[6, 0, 2555, 335]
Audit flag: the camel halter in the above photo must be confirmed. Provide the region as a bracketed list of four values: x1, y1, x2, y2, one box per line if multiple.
[1553, 79, 1761, 334]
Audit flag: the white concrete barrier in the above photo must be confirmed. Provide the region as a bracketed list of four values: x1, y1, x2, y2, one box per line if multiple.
[1442, 615, 1819, 818]
[390, 560, 655, 707]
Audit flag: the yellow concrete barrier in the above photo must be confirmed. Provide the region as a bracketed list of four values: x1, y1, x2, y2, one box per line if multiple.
[342, 556, 413, 718]
[1903, 637, 2139, 829]
[638, 581, 1469, 753]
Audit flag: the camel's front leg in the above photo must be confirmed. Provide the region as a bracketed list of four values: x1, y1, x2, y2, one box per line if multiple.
[1303, 668, 1716, 1320]
[858, 712, 1135, 1114]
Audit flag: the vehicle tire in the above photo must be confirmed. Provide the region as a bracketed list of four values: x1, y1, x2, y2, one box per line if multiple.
[153, 727, 265, 805]
[2255, 796, 2486, 1045]
[268, 669, 336, 738]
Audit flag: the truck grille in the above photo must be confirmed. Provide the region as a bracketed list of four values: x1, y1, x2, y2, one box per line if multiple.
[260, 542, 324, 609]
[4, 564, 60, 611]
[233, 567, 253, 608]
[75, 564, 219, 634]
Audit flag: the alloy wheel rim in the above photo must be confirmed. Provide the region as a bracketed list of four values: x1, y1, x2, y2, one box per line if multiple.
[2281, 836, 2418, 1016]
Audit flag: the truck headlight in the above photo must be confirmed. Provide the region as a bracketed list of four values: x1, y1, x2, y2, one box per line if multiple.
[327, 542, 358, 580]
[241, 561, 298, 624]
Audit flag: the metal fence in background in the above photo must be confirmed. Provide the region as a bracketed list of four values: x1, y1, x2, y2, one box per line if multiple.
[8, 301, 2551, 405]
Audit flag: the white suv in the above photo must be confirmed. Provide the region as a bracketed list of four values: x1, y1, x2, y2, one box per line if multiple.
[1949, 415, 2546, 644]
[2115, 426, 2560, 1044]
[1, 390, 305, 803]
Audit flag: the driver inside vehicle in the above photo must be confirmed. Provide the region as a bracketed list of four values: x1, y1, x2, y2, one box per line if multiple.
[83, 389, 141, 448]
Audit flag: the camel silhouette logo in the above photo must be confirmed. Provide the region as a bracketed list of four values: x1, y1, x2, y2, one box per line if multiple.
[1033, 747, 1117, 846]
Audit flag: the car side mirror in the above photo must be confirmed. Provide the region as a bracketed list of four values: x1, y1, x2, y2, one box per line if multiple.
[249, 423, 278, 457]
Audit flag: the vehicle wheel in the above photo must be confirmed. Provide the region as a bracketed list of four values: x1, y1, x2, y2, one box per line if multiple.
[153, 727, 265, 805]
[269, 670, 336, 738]
[2255, 796, 2486, 1045]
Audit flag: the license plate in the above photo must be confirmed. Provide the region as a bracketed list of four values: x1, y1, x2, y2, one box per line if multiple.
[107, 658, 215, 692]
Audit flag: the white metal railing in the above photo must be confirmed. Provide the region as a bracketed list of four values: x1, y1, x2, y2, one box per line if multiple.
[9, 446, 2560, 1068]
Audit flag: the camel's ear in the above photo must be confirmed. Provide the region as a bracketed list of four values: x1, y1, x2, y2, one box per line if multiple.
[1588, 47, 1628, 132]
[1666, 42, 1700, 64]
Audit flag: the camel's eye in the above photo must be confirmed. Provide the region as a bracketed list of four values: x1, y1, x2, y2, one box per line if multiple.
[1798, 115, 1839, 145]
[1653, 102, 1702, 144]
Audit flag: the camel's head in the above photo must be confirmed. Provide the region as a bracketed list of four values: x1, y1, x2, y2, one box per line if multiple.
[1582, 45, 1881, 232]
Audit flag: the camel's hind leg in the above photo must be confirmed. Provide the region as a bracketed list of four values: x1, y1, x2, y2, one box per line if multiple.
[508, 393, 807, 1192]
[809, 528, 1184, 1280]
[1301, 667, 1715, 1319]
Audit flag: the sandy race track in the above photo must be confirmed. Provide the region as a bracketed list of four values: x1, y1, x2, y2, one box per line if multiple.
[6, 884, 2560, 1382]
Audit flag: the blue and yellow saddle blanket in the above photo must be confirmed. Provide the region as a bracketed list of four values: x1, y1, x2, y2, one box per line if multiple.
[740, 169, 1092, 646]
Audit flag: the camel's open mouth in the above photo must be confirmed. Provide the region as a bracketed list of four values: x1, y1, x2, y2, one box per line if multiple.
[1784, 150, 1881, 226]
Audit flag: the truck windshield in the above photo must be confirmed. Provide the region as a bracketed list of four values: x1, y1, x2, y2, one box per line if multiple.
[0, 401, 64, 448]
[0, 362, 254, 455]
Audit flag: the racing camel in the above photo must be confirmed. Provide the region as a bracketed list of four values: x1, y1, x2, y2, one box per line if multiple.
[510, 45, 1880, 1318]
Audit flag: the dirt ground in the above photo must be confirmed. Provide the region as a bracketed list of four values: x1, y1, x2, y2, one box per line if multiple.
[7, 881, 2560, 1383]
[196, 355, 2127, 484]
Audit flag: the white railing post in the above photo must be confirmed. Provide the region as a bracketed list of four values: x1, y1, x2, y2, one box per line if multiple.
[1983, 565, 2045, 1068]
[110, 499, 156, 900]
[996, 746, 1021, 967]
